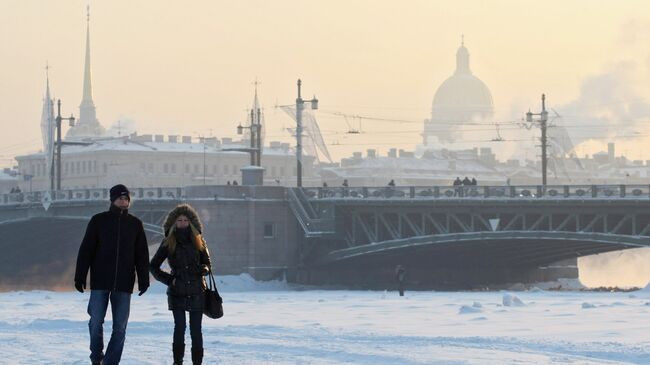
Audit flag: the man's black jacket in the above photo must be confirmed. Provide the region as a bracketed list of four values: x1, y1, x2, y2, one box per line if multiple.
[74, 204, 150, 293]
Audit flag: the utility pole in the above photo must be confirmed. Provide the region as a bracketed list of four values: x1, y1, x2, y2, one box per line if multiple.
[256, 107, 262, 166]
[526, 94, 549, 186]
[54, 100, 75, 191]
[202, 136, 206, 185]
[295, 79, 318, 187]
[53, 100, 90, 191]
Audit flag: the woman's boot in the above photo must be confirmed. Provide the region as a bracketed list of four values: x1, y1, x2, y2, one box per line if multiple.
[191, 347, 203, 365]
[173, 343, 185, 365]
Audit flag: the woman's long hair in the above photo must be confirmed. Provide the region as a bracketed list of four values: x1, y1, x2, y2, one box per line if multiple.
[165, 220, 207, 255]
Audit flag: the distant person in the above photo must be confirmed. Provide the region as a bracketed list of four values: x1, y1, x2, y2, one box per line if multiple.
[9, 187, 15, 193]
[341, 179, 350, 197]
[453, 177, 462, 197]
[232, 180, 238, 186]
[226, 181, 231, 186]
[471, 177, 477, 186]
[462, 176, 471, 186]
[322, 182, 328, 187]
[506, 178, 511, 186]
[388, 179, 395, 187]
[150, 204, 212, 365]
[395, 265, 406, 296]
[74, 184, 150, 365]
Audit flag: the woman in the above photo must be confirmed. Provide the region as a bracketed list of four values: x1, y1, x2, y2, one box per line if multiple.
[150, 204, 211, 365]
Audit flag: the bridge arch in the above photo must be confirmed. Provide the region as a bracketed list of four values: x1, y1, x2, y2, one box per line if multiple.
[318, 231, 650, 268]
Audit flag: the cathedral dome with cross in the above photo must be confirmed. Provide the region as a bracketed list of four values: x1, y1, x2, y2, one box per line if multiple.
[423, 37, 494, 145]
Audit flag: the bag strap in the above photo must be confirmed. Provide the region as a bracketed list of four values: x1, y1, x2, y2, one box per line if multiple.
[206, 267, 219, 295]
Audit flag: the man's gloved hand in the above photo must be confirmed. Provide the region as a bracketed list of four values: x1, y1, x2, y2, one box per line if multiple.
[138, 285, 149, 296]
[74, 280, 86, 293]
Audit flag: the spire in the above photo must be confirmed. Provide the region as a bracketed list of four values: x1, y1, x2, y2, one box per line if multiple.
[252, 78, 260, 119]
[40, 63, 55, 173]
[81, 5, 93, 106]
[455, 35, 471, 75]
[68, 4, 104, 140]
[45, 62, 51, 101]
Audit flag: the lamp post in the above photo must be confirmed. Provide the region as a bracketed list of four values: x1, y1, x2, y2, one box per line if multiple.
[236, 115, 262, 167]
[295, 79, 318, 187]
[526, 94, 549, 186]
[54, 99, 75, 191]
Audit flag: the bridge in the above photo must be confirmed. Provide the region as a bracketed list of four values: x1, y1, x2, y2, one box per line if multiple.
[1, 184, 649, 289]
[288, 184, 650, 288]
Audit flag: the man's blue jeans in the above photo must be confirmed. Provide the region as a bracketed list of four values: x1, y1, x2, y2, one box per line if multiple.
[87, 290, 131, 365]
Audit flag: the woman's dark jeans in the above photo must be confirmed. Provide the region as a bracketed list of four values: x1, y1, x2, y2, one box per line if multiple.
[172, 309, 203, 348]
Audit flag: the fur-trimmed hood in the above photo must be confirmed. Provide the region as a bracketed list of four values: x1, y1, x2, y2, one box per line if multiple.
[163, 204, 203, 236]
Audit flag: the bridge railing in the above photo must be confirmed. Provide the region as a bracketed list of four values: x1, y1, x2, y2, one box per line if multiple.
[0, 187, 185, 205]
[303, 184, 650, 200]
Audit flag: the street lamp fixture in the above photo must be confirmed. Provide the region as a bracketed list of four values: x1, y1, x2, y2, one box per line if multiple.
[232, 116, 262, 166]
[295, 79, 318, 187]
[525, 94, 549, 186]
[51, 99, 92, 192]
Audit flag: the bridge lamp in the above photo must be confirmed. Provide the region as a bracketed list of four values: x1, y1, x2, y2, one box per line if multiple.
[526, 110, 533, 123]
[237, 123, 244, 135]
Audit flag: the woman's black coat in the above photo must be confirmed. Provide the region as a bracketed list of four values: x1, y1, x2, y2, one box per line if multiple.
[150, 230, 211, 311]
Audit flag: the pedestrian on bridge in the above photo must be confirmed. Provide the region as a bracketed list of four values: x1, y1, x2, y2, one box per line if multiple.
[74, 184, 150, 365]
[150, 204, 212, 365]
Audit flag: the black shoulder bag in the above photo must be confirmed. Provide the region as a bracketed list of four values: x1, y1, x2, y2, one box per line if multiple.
[204, 268, 223, 319]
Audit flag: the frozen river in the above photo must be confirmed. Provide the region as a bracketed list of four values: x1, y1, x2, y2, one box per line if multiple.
[0, 276, 648, 364]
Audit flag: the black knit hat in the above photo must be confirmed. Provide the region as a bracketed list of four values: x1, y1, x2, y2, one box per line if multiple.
[110, 184, 130, 202]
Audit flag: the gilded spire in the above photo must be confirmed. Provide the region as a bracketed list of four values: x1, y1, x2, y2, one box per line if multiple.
[81, 5, 93, 105]
[68, 4, 105, 140]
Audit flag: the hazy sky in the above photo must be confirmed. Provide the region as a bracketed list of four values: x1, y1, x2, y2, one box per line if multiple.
[2, 0, 650, 167]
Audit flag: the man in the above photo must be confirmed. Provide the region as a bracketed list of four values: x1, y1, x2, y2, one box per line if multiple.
[395, 265, 406, 296]
[75, 184, 150, 365]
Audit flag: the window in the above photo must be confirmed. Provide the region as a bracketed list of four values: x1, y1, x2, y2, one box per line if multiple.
[82, 161, 87, 174]
[280, 166, 285, 176]
[185, 164, 190, 174]
[271, 166, 277, 176]
[163, 163, 169, 173]
[140, 162, 146, 172]
[224, 165, 229, 174]
[194, 164, 199, 174]
[171, 164, 176, 174]
[263, 223, 275, 239]
[148, 163, 154, 173]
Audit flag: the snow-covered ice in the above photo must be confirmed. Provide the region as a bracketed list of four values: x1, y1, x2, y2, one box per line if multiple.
[0, 275, 649, 364]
